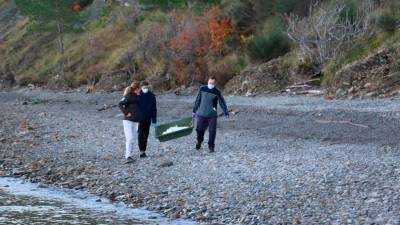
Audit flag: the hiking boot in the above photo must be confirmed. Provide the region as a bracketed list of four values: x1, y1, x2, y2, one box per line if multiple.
[140, 152, 147, 158]
[195, 142, 202, 150]
[209, 147, 215, 153]
[125, 157, 134, 164]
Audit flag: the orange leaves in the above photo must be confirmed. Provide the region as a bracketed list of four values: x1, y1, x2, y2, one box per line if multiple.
[168, 6, 235, 57]
[206, 6, 235, 53]
[169, 31, 195, 53]
[175, 60, 185, 84]
[166, 6, 237, 84]
[72, 3, 81, 12]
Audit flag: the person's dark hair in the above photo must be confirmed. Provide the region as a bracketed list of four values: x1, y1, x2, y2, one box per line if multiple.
[209, 76, 217, 81]
[124, 81, 140, 96]
[130, 81, 140, 90]
[141, 80, 150, 86]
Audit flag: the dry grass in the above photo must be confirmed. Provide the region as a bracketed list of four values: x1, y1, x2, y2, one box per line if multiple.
[322, 30, 400, 87]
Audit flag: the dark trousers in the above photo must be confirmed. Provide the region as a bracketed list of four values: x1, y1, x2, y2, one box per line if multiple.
[196, 116, 217, 149]
[138, 122, 151, 152]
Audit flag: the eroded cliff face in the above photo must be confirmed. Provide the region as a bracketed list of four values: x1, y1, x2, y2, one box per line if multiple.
[0, 0, 130, 91]
[224, 55, 319, 96]
[0, 1, 21, 89]
[0, 0, 59, 89]
[326, 48, 400, 99]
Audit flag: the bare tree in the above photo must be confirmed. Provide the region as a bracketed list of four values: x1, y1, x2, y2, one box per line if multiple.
[287, 0, 377, 65]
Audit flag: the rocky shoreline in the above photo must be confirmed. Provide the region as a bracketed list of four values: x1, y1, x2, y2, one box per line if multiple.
[1, 89, 400, 224]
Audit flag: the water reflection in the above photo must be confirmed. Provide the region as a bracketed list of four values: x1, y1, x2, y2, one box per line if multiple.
[0, 178, 197, 225]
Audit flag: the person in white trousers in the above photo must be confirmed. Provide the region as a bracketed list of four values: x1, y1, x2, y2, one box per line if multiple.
[119, 82, 142, 163]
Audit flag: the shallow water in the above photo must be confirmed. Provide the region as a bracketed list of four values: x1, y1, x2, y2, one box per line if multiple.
[0, 178, 197, 225]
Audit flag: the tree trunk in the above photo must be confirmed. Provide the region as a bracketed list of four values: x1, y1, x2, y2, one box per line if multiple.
[57, 22, 65, 78]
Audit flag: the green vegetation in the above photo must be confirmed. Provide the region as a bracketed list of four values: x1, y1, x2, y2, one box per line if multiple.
[14, 0, 87, 78]
[378, 0, 400, 32]
[273, 0, 313, 16]
[139, 0, 220, 11]
[247, 17, 291, 61]
[322, 31, 400, 86]
[1, 0, 399, 90]
[14, 0, 83, 30]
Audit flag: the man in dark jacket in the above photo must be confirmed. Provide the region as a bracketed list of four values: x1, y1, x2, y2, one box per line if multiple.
[138, 81, 157, 158]
[192, 76, 229, 153]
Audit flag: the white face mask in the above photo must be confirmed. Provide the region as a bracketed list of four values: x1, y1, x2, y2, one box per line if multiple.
[208, 84, 215, 89]
[142, 87, 149, 94]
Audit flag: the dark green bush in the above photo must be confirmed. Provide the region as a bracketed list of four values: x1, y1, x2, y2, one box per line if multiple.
[339, 0, 360, 24]
[378, 0, 400, 32]
[273, 0, 314, 16]
[248, 32, 291, 61]
[139, 0, 220, 11]
[378, 13, 399, 32]
[221, 0, 255, 33]
[247, 18, 291, 61]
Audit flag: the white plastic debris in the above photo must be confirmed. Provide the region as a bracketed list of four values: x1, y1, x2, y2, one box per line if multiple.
[162, 126, 189, 135]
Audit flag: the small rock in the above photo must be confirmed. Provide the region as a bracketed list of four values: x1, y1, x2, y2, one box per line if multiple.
[170, 212, 180, 219]
[158, 161, 174, 168]
[195, 215, 209, 222]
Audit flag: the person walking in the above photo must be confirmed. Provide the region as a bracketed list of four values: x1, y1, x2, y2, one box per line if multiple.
[192, 76, 229, 153]
[119, 82, 142, 163]
[137, 81, 157, 158]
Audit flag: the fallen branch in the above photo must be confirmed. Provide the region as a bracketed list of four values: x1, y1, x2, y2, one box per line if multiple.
[297, 90, 323, 96]
[287, 78, 321, 89]
[286, 84, 312, 89]
[315, 120, 369, 128]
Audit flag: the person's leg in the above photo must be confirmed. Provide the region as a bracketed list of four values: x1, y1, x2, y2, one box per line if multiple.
[196, 116, 209, 148]
[138, 122, 151, 153]
[207, 117, 217, 151]
[123, 120, 135, 159]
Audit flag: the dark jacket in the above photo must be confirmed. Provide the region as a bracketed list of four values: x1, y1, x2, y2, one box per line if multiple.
[119, 93, 142, 122]
[138, 91, 157, 123]
[193, 86, 228, 118]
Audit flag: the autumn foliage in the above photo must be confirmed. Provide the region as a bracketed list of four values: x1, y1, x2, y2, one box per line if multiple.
[206, 6, 235, 53]
[168, 6, 236, 84]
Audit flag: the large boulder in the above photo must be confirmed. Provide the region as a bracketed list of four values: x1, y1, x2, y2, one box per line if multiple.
[326, 48, 400, 99]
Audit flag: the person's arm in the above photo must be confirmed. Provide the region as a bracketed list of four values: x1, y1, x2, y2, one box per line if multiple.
[217, 91, 229, 116]
[118, 96, 129, 115]
[193, 88, 202, 113]
[151, 94, 157, 124]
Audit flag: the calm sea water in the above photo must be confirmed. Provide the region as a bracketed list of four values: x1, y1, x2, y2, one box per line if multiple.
[0, 178, 197, 225]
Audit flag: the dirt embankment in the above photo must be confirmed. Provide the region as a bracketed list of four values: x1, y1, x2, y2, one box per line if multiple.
[326, 48, 400, 99]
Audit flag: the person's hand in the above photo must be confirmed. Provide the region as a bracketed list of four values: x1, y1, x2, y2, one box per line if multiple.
[224, 114, 230, 119]
[192, 112, 197, 118]
[127, 113, 132, 117]
[152, 123, 158, 128]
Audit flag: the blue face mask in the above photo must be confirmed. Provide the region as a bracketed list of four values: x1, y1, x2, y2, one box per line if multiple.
[207, 84, 215, 89]
[142, 88, 149, 94]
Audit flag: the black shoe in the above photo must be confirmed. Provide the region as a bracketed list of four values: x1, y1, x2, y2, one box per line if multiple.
[125, 157, 134, 164]
[195, 142, 201, 150]
[140, 152, 147, 158]
[209, 147, 215, 153]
